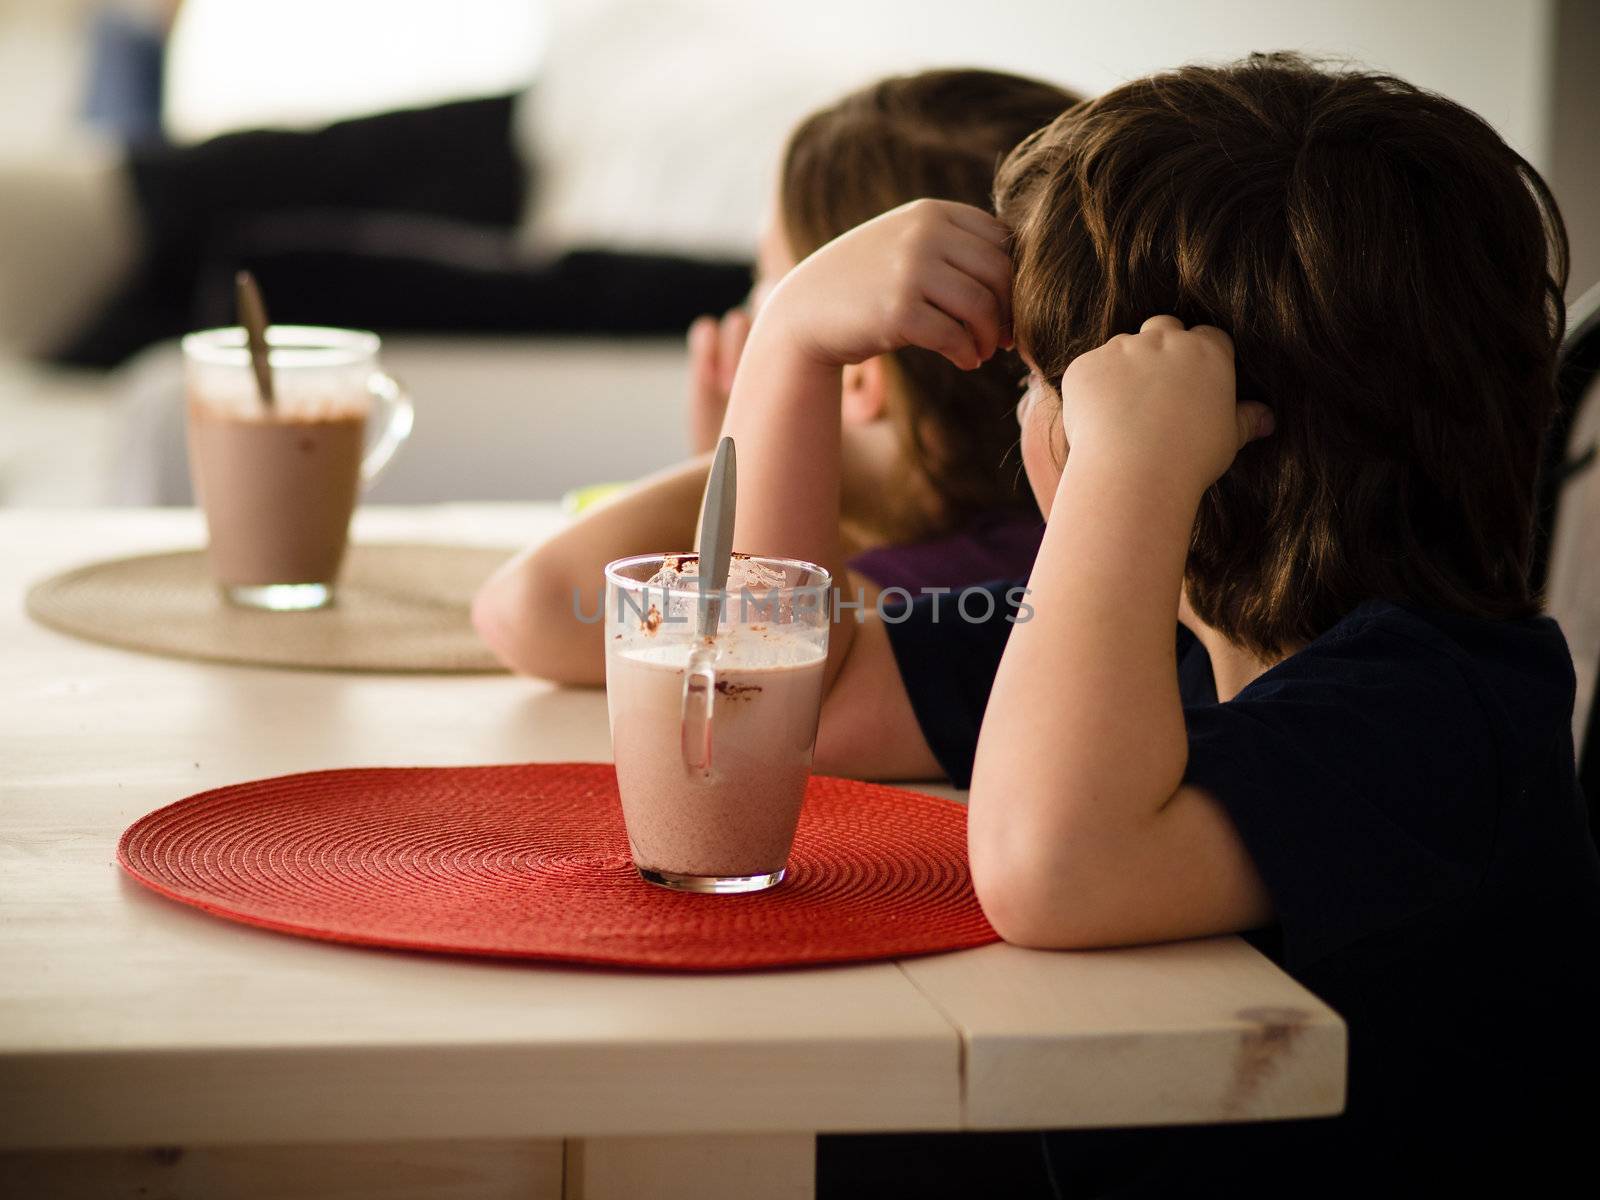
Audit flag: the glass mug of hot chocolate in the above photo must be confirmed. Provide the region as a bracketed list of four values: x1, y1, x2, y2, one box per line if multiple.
[604, 553, 832, 893]
[183, 326, 414, 611]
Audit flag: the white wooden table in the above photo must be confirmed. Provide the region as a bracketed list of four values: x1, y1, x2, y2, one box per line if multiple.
[0, 507, 1346, 1199]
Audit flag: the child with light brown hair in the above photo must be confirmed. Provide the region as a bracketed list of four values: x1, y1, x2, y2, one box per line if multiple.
[472, 69, 1077, 683]
[723, 52, 1600, 1197]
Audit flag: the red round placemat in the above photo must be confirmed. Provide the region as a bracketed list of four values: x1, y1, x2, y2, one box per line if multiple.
[117, 763, 997, 970]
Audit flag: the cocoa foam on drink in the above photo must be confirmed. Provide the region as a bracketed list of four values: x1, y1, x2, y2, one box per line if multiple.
[643, 553, 789, 593]
[187, 392, 368, 587]
[606, 634, 826, 879]
[638, 554, 799, 632]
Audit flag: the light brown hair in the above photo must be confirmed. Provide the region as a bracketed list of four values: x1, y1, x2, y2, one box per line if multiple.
[996, 52, 1568, 655]
[781, 69, 1079, 533]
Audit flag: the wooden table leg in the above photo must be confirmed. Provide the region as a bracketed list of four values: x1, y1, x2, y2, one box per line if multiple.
[0, 1139, 566, 1198]
[563, 1134, 815, 1200]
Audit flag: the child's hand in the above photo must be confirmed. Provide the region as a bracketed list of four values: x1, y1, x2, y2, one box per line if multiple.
[765, 199, 1012, 372]
[1060, 316, 1273, 494]
[686, 308, 752, 454]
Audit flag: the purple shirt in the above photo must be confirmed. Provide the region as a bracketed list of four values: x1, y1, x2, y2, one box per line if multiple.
[846, 511, 1044, 594]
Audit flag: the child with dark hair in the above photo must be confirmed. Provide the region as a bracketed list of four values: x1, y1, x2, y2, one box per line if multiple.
[473, 69, 1077, 683]
[719, 52, 1600, 1194]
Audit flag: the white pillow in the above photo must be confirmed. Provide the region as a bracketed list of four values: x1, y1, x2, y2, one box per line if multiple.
[164, 0, 545, 143]
[516, 0, 872, 259]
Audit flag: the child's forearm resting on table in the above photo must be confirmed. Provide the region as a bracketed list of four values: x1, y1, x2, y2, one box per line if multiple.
[472, 454, 713, 683]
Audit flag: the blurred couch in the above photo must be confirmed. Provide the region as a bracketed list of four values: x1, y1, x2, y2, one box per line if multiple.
[0, 0, 845, 507]
[0, 148, 698, 505]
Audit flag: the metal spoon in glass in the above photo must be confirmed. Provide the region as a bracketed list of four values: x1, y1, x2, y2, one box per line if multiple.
[678, 437, 736, 774]
[695, 436, 736, 636]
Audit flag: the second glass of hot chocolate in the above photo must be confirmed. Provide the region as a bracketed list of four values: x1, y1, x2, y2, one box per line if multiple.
[183, 325, 413, 611]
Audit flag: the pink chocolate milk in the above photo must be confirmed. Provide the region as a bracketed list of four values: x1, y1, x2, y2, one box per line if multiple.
[187, 395, 367, 587]
[607, 637, 826, 880]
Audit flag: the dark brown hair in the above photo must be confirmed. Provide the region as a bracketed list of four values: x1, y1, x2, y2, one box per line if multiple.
[781, 69, 1079, 534]
[996, 53, 1568, 656]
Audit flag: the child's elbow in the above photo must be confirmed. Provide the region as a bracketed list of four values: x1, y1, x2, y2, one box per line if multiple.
[472, 563, 601, 685]
[968, 792, 1132, 951]
[972, 853, 1079, 949]
[972, 860, 1132, 950]
[470, 576, 530, 672]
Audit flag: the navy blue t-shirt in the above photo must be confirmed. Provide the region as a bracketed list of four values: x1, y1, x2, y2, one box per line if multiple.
[885, 584, 1600, 1188]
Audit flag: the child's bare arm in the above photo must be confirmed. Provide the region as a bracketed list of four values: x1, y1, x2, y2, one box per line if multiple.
[471, 453, 713, 684]
[720, 199, 1011, 695]
[969, 317, 1276, 948]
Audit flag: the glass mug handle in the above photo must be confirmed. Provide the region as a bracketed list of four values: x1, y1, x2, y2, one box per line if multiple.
[681, 644, 716, 771]
[361, 372, 415, 487]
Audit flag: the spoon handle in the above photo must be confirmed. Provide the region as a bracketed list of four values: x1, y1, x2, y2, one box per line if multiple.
[235, 271, 275, 411]
[696, 437, 737, 637]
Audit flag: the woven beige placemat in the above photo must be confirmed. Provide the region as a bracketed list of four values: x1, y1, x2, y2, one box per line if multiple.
[25, 544, 515, 674]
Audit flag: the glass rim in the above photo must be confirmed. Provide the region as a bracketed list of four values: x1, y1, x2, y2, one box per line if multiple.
[182, 325, 381, 369]
[604, 551, 831, 599]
